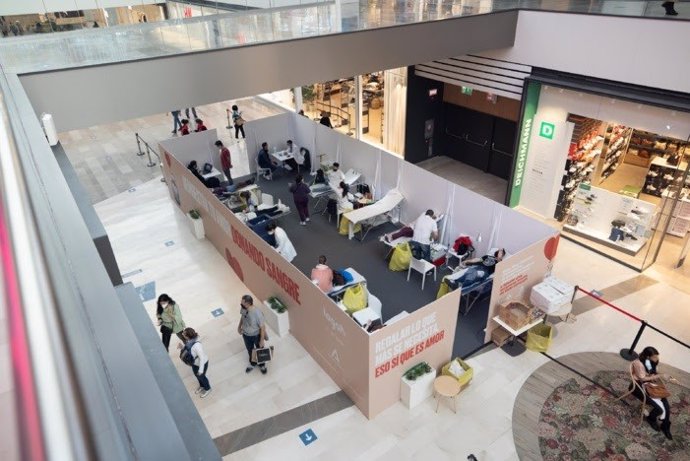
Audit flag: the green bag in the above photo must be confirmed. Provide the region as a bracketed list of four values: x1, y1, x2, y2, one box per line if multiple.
[525, 323, 553, 353]
[388, 242, 411, 271]
[342, 283, 367, 314]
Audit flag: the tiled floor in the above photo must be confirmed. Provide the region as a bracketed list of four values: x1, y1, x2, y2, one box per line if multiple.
[95, 176, 690, 461]
[59, 97, 285, 203]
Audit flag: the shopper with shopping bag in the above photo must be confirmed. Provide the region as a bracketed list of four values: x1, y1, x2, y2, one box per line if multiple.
[237, 295, 268, 375]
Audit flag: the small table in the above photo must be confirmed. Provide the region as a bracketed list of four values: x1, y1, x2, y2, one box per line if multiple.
[492, 315, 545, 338]
[433, 375, 462, 413]
[271, 150, 294, 167]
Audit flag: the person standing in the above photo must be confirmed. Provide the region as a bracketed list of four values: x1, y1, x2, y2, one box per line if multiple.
[185, 107, 198, 120]
[156, 294, 185, 352]
[662, 1, 678, 15]
[237, 295, 268, 375]
[266, 221, 297, 262]
[231, 105, 246, 139]
[181, 328, 211, 397]
[171, 110, 182, 134]
[216, 140, 233, 185]
[289, 174, 311, 225]
[411, 209, 438, 262]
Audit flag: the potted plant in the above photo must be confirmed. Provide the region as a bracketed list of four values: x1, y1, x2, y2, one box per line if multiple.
[186, 209, 205, 239]
[260, 296, 290, 337]
[400, 361, 436, 409]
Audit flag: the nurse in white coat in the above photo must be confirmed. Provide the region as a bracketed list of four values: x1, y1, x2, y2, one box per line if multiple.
[267, 221, 297, 262]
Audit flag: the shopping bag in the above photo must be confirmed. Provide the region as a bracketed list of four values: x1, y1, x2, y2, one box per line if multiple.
[525, 323, 553, 353]
[339, 215, 361, 236]
[342, 283, 368, 314]
[251, 345, 274, 364]
[436, 280, 451, 299]
[388, 242, 411, 271]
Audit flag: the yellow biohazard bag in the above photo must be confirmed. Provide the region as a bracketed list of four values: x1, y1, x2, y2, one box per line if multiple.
[388, 242, 411, 271]
[342, 283, 367, 314]
[525, 323, 553, 353]
[436, 280, 451, 299]
[339, 215, 361, 236]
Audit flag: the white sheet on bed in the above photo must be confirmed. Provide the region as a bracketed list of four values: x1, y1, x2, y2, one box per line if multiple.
[344, 189, 404, 225]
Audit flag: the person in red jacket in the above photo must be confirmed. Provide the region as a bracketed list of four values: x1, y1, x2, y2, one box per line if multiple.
[195, 119, 207, 132]
[216, 140, 233, 185]
[180, 119, 190, 136]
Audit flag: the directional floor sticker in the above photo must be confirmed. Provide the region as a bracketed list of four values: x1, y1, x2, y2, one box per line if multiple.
[299, 428, 317, 446]
[135, 281, 156, 302]
[211, 308, 224, 318]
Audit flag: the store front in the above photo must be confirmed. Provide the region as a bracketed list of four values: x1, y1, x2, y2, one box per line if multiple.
[259, 67, 408, 156]
[509, 78, 690, 272]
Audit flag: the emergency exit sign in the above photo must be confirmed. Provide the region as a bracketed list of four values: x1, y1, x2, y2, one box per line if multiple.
[539, 122, 555, 139]
[461, 86, 473, 96]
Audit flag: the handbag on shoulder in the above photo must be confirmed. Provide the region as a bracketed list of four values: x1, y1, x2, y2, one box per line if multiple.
[646, 381, 670, 399]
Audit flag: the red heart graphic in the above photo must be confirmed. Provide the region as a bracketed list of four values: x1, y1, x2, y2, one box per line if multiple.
[164, 151, 172, 167]
[544, 235, 560, 261]
[225, 248, 244, 281]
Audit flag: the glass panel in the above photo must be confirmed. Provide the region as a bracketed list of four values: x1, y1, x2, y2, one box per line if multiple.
[361, 71, 384, 147]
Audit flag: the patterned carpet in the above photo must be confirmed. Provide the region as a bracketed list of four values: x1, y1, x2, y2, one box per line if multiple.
[538, 370, 690, 461]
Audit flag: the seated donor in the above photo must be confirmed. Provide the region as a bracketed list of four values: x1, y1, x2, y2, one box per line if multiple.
[410, 210, 439, 261]
[283, 140, 300, 172]
[266, 221, 297, 262]
[195, 118, 208, 132]
[328, 162, 346, 186]
[311, 255, 333, 292]
[336, 181, 354, 212]
[239, 191, 257, 212]
[187, 160, 218, 188]
[463, 248, 506, 276]
[258, 142, 277, 174]
[180, 119, 191, 135]
[631, 346, 674, 439]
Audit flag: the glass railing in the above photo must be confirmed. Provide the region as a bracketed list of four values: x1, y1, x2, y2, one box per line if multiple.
[0, 1, 686, 74]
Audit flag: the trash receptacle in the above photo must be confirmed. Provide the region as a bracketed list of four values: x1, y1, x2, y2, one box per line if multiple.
[525, 323, 553, 352]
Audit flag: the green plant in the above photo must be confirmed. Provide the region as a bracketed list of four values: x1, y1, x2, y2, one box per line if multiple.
[404, 362, 432, 381]
[267, 296, 287, 314]
[301, 85, 316, 103]
[189, 209, 201, 219]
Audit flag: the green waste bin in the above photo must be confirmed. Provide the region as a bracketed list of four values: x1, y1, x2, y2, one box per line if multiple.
[525, 323, 553, 353]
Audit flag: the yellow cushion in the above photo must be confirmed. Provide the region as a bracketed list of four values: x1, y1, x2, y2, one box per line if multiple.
[442, 358, 474, 387]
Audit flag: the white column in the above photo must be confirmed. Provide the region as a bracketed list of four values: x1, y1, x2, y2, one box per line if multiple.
[294, 87, 303, 112]
[355, 75, 363, 140]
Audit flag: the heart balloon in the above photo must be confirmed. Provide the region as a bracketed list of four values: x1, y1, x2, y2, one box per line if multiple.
[544, 235, 560, 261]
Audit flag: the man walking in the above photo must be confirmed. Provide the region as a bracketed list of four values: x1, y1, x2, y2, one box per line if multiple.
[185, 107, 198, 120]
[171, 109, 182, 134]
[216, 140, 233, 185]
[237, 295, 268, 375]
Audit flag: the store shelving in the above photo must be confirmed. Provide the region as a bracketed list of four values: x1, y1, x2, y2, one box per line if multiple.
[597, 124, 632, 184]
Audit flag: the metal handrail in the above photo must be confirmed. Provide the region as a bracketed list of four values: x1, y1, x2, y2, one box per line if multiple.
[0, 88, 87, 460]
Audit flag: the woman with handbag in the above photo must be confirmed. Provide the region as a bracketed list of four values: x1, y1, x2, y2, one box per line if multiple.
[632, 346, 675, 439]
[231, 105, 246, 139]
[156, 294, 186, 352]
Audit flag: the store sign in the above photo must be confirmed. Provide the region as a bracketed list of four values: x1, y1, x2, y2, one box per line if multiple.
[539, 122, 555, 139]
[509, 81, 541, 208]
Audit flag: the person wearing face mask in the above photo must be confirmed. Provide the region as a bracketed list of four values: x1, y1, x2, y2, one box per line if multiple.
[237, 295, 268, 375]
[156, 294, 186, 352]
[632, 346, 676, 439]
[266, 221, 297, 262]
[328, 162, 346, 187]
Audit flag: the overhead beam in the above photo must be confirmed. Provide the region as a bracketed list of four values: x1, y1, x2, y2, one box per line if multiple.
[18, 11, 518, 132]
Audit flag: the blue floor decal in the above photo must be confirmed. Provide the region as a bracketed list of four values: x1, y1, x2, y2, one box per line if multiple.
[164, 240, 175, 247]
[211, 308, 224, 318]
[299, 429, 317, 446]
[135, 281, 156, 302]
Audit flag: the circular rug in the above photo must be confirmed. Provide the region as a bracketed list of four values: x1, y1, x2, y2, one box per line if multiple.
[538, 370, 690, 461]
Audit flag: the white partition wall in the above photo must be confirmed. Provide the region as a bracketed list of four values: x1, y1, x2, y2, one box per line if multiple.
[244, 113, 292, 171]
[290, 114, 318, 173]
[159, 129, 218, 169]
[315, 122, 341, 165]
[338, 134, 379, 191]
[448, 185, 500, 256]
[398, 162, 452, 226]
[378, 150, 402, 199]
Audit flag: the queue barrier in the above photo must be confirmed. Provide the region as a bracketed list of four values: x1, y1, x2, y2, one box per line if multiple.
[572, 286, 690, 360]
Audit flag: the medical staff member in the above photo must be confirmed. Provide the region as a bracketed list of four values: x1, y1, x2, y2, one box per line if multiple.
[266, 221, 297, 262]
[411, 209, 438, 261]
[328, 162, 346, 186]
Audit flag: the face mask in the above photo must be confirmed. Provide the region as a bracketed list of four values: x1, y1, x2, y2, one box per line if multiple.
[161, 302, 169, 308]
[645, 359, 653, 370]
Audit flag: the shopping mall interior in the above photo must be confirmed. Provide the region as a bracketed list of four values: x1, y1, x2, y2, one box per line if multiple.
[1, 1, 689, 460]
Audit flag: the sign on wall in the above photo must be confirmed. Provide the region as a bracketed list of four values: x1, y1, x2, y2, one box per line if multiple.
[509, 81, 541, 207]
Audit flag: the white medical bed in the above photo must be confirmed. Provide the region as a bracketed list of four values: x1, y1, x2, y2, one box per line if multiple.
[343, 189, 405, 241]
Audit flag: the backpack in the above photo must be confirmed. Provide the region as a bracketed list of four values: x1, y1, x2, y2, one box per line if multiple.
[453, 236, 474, 255]
[314, 169, 326, 184]
[179, 339, 198, 367]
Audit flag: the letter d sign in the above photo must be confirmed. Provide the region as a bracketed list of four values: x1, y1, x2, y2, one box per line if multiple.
[539, 122, 555, 140]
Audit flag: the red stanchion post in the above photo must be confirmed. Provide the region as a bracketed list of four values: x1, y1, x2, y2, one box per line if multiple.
[620, 320, 647, 361]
